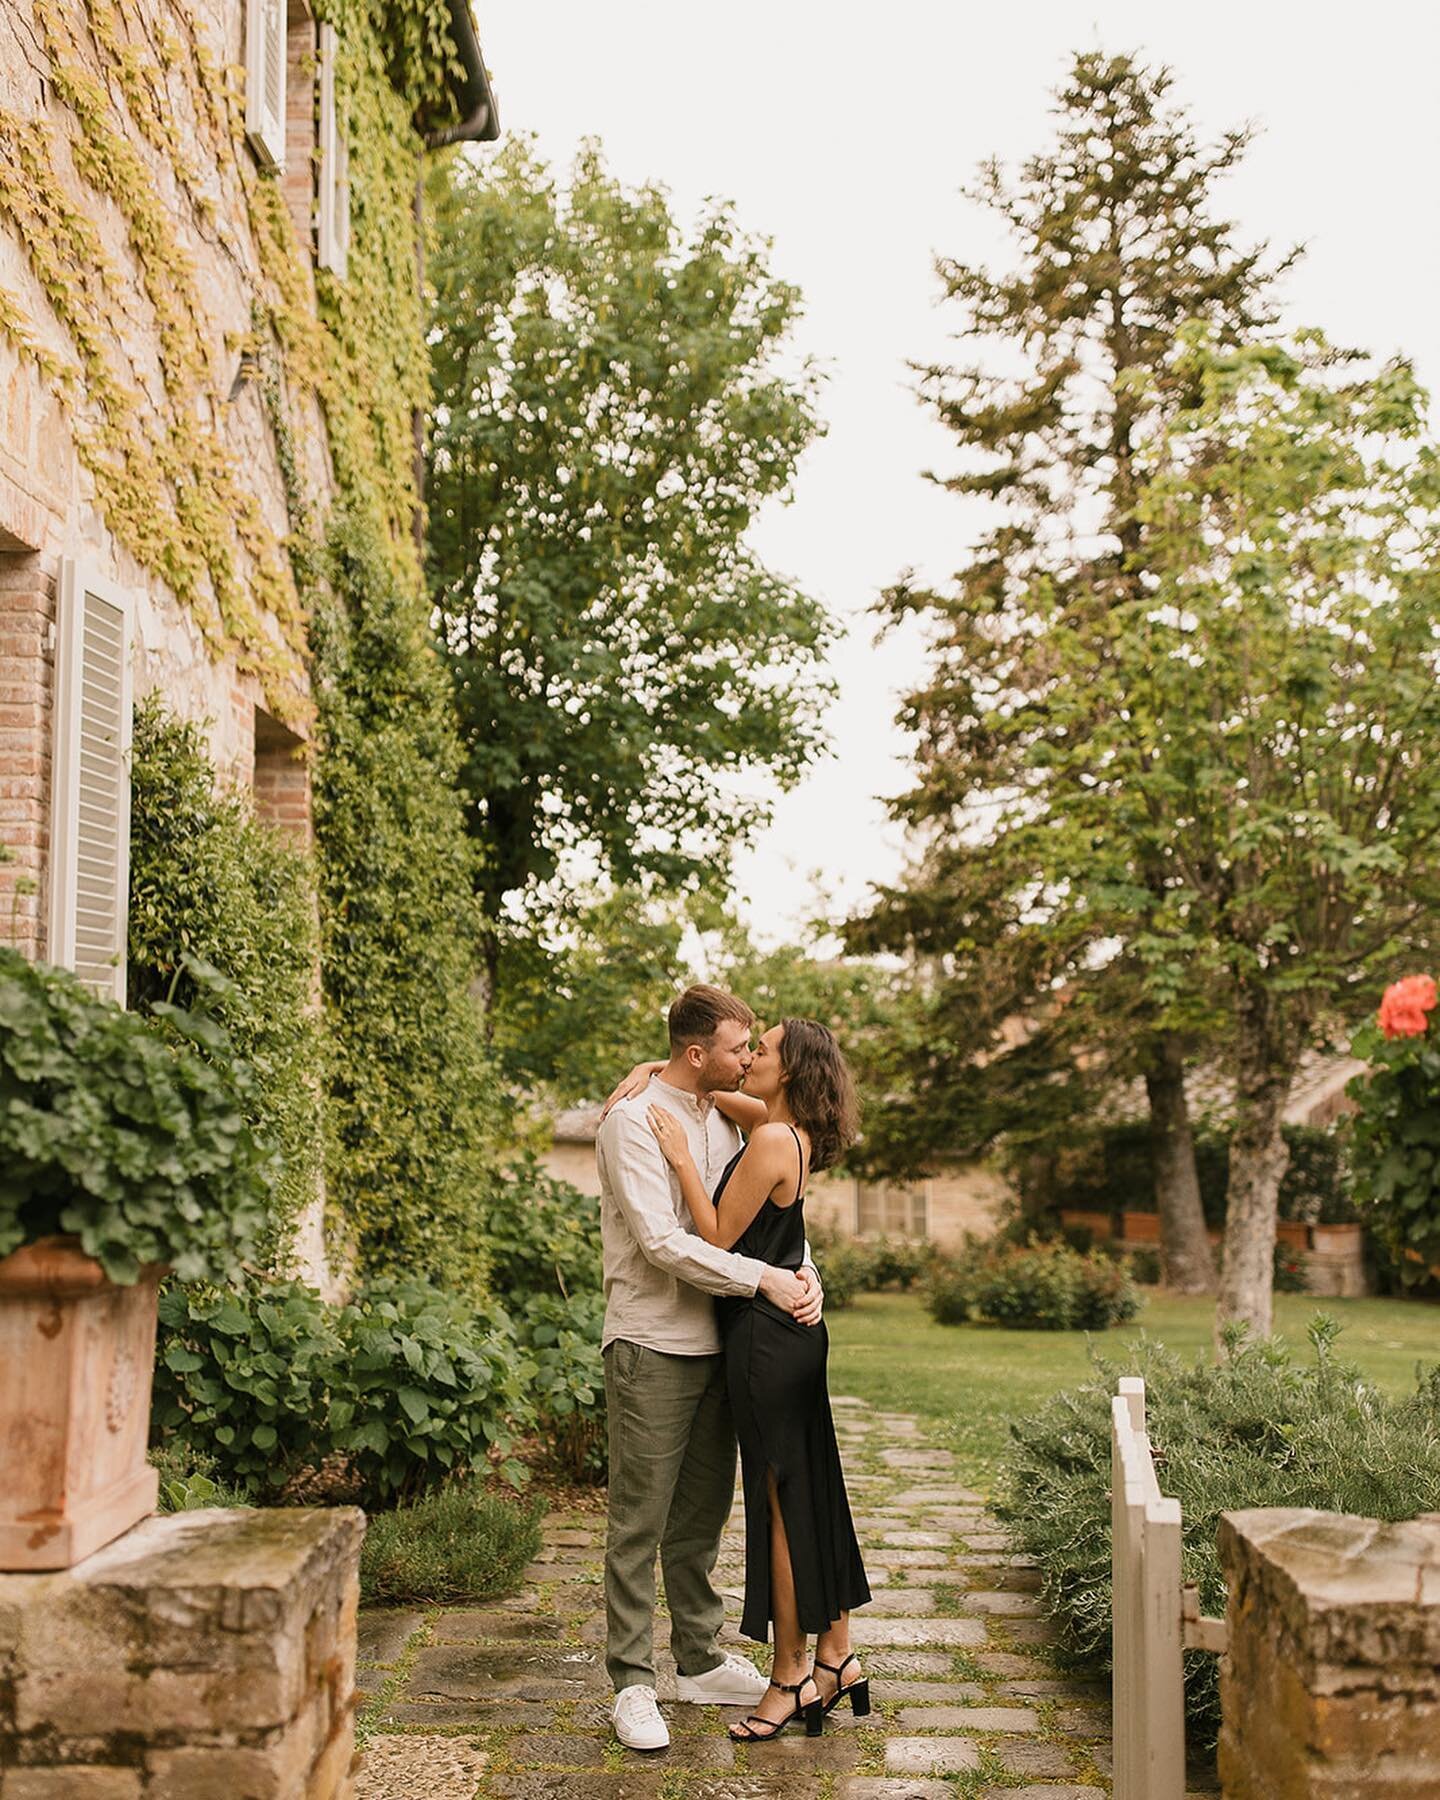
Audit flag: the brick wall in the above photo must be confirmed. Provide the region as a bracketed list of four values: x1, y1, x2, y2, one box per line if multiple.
[0, 558, 55, 961]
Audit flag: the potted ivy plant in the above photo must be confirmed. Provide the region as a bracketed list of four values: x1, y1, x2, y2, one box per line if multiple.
[0, 947, 271, 1569]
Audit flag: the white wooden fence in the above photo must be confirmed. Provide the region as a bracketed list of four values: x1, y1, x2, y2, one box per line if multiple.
[1110, 1376, 1227, 1800]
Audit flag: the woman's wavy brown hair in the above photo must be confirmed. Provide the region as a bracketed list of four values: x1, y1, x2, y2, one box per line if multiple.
[778, 1018, 860, 1173]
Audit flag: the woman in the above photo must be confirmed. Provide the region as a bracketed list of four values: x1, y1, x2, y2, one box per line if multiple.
[614, 1020, 872, 1741]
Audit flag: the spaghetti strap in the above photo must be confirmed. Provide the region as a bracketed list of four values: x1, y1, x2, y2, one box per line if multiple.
[788, 1124, 806, 1204]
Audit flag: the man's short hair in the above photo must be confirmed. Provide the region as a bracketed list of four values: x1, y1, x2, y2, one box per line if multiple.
[668, 984, 756, 1050]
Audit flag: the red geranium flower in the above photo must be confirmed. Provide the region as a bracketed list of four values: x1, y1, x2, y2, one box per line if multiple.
[1378, 974, 1438, 1039]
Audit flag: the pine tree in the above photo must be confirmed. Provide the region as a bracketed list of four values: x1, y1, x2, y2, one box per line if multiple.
[857, 51, 1293, 1290]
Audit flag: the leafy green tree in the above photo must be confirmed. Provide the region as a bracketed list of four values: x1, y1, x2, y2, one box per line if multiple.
[854, 50, 1291, 1290]
[426, 141, 835, 996]
[1107, 332, 1440, 1332]
[493, 886, 689, 1102]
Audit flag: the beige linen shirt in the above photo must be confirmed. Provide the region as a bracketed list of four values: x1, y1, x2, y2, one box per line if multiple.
[597, 1076, 767, 1355]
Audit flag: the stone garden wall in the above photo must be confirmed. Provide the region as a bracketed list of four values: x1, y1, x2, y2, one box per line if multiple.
[0, 1507, 363, 1798]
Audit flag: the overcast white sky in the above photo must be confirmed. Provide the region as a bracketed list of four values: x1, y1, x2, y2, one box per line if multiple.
[476, 1, 1440, 944]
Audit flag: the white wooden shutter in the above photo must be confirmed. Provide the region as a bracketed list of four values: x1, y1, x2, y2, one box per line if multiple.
[49, 562, 132, 1004]
[317, 22, 349, 276]
[245, 0, 287, 170]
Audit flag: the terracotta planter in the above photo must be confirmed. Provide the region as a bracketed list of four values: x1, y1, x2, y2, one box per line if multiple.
[0, 1235, 164, 1570]
[1122, 1210, 1162, 1244]
[1276, 1221, 1311, 1252]
[1310, 1223, 1363, 1257]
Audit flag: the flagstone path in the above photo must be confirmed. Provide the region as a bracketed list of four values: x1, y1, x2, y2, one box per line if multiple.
[354, 1396, 1214, 1799]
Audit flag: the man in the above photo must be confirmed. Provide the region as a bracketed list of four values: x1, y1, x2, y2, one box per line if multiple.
[596, 984, 824, 1752]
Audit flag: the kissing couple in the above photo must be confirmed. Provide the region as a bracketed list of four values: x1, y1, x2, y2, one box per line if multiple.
[595, 983, 872, 1752]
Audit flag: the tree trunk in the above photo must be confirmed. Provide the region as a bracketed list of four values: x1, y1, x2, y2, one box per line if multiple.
[1143, 1034, 1216, 1293]
[1217, 992, 1296, 1340]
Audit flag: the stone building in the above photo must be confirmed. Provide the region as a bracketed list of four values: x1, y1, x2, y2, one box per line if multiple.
[0, 0, 497, 1286]
[0, 0, 495, 984]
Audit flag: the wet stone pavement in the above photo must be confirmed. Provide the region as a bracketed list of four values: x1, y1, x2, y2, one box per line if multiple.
[354, 1396, 1138, 1800]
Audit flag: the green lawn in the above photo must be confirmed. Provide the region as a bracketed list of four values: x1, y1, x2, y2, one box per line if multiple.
[827, 1288, 1440, 1493]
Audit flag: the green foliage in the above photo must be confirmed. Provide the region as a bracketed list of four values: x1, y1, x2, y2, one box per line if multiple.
[154, 1278, 345, 1491]
[995, 1323, 1440, 1740]
[924, 1260, 972, 1325]
[1017, 1120, 1352, 1231]
[0, 947, 271, 1284]
[153, 1274, 530, 1506]
[311, 515, 500, 1297]
[480, 1157, 607, 1482]
[360, 1484, 544, 1605]
[127, 697, 321, 1261]
[1273, 1240, 1309, 1294]
[851, 50, 1288, 1174]
[484, 1153, 603, 1302]
[1348, 1010, 1440, 1280]
[804, 1225, 937, 1310]
[426, 140, 833, 984]
[337, 1277, 529, 1500]
[493, 888, 689, 1100]
[518, 1291, 607, 1483]
[926, 1240, 1141, 1332]
[149, 1441, 249, 1513]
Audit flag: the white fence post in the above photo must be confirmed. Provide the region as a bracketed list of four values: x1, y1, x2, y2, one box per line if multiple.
[1111, 1376, 1186, 1800]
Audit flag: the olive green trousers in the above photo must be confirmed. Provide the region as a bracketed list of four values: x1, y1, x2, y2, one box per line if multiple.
[603, 1338, 737, 1693]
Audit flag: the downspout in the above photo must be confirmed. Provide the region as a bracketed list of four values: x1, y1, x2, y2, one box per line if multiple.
[425, 0, 500, 149]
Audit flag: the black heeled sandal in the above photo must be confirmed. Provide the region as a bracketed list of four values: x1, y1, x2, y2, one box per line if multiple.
[813, 1652, 871, 1717]
[728, 1674, 825, 1741]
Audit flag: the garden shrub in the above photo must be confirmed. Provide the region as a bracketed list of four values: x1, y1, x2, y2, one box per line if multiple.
[948, 1240, 1140, 1331]
[995, 1321, 1440, 1742]
[311, 515, 502, 1299]
[0, 948, 271, 1284]
[515, 1291, 606, 1483]
[127, 698, 321, 1263]
[485, 1151, 603, 1301]
[153, 1273, 531, 1505]
[867, 1235, 936, 1290]
[923, 1259, 972, 1325]
[149, 1441, 249, 1513]
[360, 1484, 544, 1604]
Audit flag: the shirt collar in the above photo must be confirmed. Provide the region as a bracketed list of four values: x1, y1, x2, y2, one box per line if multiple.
[650, 1074, 715, 1119]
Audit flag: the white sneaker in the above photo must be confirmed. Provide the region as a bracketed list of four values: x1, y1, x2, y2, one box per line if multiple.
[676, 1652, 770, 1706]
[613, 1684, 670, 1751]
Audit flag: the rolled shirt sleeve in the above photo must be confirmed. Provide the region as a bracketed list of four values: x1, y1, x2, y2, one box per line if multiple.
[604, 1109, 766, 1299]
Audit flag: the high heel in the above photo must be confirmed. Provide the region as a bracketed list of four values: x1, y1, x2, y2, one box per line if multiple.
[728, 1675, 825, 1742]
[814, 1652, 870, 1717]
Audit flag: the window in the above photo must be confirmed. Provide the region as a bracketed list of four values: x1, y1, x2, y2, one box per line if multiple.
[316, 22, 350, 276]
[855, 1182, 929, 1239]
[48, 562, 132, 1003]
[245, 0, 287, 170]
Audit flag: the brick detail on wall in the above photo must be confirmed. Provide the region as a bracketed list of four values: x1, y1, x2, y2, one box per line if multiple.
[1217, 1506, 1440, 1798]
[283, 4, 318, 252]
[254, 704, 312, 845]
[0, 554, 57, 961]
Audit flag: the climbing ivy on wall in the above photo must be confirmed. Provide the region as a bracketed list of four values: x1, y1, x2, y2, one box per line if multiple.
[127, 696, 322, 1266]
[4, 0, 501, 1293]
[310, 514, 497, 1299]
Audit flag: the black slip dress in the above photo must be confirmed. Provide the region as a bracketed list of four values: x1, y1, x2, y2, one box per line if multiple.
[714, 1125, 871, 1641]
